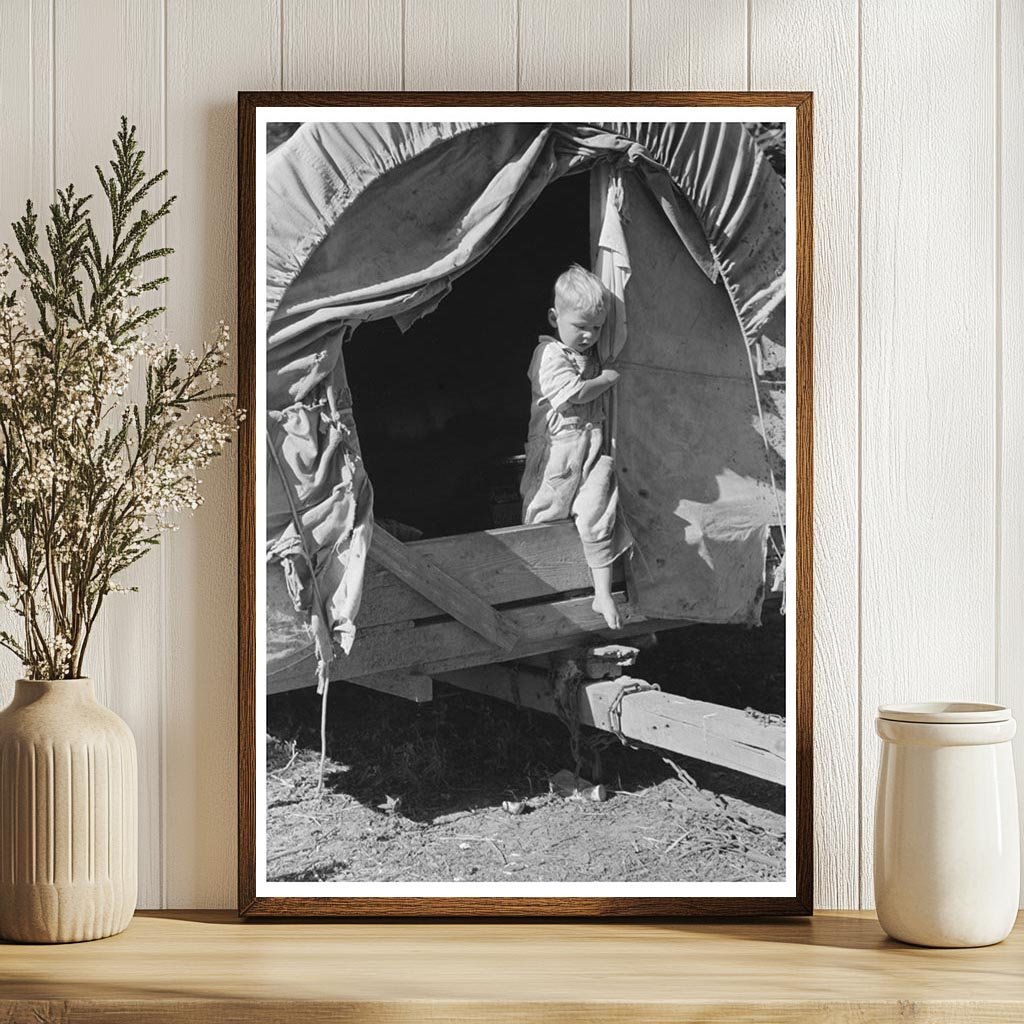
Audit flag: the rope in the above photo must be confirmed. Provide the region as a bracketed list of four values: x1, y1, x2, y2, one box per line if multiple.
[267, 420, 337, 794]
[606, 678, 660, 746]
[266, 424, 334, 683]
[317, 677, 330, 797]
[549, 660, 585, 782]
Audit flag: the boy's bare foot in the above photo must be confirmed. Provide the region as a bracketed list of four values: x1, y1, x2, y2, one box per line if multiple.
[592, 593, 621, 630]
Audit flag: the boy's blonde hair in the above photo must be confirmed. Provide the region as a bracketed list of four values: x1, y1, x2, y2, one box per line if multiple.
[553, 264, 607, 317]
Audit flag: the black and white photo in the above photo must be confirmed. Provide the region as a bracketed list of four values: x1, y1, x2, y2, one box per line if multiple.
[239, 97, 810, 916]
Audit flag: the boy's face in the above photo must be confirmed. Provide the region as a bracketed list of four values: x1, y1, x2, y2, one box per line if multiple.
[549, 304, 606, 354]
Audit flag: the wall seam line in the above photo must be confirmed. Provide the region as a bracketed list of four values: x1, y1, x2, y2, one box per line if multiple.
[627, 0, 633, 91]
[745, 0, 752, 90]
[515, 0, 521, 89]
[49, 0, 55, 198]
[28, 0, 34, 191]
[856, 0, 865, 911]
[994, 0, 1003, 708]
[159, 0, 169, 911]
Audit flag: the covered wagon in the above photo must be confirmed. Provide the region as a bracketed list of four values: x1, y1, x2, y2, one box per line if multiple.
[264, 119, 788, 783]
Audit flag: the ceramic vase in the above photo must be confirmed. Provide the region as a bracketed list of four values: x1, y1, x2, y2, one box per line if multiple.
[0, 678, 137, 943]
[874, 702, 1019, 948]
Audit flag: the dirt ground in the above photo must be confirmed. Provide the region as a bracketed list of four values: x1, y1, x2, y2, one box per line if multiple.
[266, 609, 787, 884]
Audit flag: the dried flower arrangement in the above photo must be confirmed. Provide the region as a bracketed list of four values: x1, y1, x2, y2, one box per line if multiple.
[0, 118, 242, 680]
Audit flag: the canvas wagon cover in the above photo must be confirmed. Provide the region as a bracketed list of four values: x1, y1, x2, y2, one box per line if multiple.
[264, 120, 787, 687]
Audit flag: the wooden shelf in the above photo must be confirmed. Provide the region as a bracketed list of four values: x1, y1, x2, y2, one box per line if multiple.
[2, 910, 1022, 1022]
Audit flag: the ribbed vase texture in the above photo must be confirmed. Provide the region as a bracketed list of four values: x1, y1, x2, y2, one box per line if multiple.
[0, 678, 137, 943]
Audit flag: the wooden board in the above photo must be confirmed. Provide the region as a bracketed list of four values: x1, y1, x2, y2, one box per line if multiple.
[368, 527, 520, 650]
[404, 0, 516, 90]
[859, 1, 997, 908]
[276, 593, 627, 685]
[164, 0, 280, 910]
[751, 0, 860, 909]
[268, 595, 685, 694]
[357, 521, 620, 628]
[631, 0, 746, 91]
[0, 1, 51, 724]
[3, 910, 1024, 1022]
[283, 0, 402, 90]
[437, 663, 786, 785]
[346, 671, 433, 703]
[53, 0, 166, 911]
[518, 0, 629, 90]
[1002, 0, 1024, 905]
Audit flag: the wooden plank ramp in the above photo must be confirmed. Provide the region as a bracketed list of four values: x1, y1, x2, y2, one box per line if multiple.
[369, 526, 520, 651]
[357, 520, 623, 628]
[267, 520, 631, 682]
[266, 594, 682, 693]
[435, 663, 786, 786]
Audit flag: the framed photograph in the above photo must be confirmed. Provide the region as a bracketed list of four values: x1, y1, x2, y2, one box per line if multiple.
[238, 92, 812, 916]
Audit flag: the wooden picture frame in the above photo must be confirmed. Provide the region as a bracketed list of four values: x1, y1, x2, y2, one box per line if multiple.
[238, 91, 813, 917]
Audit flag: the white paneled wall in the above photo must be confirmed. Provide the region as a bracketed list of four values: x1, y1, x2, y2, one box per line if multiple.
[0, 0, 1017, 910]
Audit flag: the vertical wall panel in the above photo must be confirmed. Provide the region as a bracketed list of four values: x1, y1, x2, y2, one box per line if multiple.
[0, 0, 51, 224]
[404, 0, 516, 90]
[751, 0, 860, 910]
[631, 0, 746, 91]
[860, 0, 997, 907]
[1000, 0, 1024, 902]
[0, 2, 52, 702]
[283, 0, 402, 90]
[519, 0, 628, 90]
[52, 0, 166, 909]
[164, 0, 280, 908]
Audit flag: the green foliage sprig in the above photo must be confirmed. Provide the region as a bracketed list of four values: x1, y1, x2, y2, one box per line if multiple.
[0, 117, 242, 679]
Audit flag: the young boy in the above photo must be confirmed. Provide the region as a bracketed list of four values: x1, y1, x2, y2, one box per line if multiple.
[520, 265, 632, 630]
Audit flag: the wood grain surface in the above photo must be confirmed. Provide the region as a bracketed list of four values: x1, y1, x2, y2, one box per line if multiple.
[405, 0, 517, 90]
[0, 0, 1016, 914]
[283, 0, 402, 91]
[366, 527, 521, 651]
[999, 0, 1024, 918]
[0, 0, 52, 371]
[1, 910, 1023, 1023]
[354, 521, 622, 627]
[165, 0, 280, 909]
[437, 663, 787, 783]
[631, 0, 747, 92]
[52, 0, 167, 911]
[858, 2, 998, 909]
[751, 0, 860, 915]
[519, 0, 629, 91]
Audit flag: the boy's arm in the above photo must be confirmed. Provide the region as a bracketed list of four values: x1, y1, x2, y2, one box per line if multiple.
[569, 368, 620, 404]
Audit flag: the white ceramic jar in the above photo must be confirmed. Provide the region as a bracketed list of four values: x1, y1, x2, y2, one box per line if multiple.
[874, 702, 1019, 947]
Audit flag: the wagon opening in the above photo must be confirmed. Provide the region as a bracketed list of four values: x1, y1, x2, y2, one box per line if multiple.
[343, 170, 592, 542]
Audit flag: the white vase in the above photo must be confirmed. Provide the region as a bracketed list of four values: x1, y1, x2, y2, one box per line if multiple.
[874, 702, 1019, 947]
[0, 678, 137, 943]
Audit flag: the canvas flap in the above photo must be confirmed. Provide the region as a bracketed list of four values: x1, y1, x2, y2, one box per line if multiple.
[613, 171, 782, 623]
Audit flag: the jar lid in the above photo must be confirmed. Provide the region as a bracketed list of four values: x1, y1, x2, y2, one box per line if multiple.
[877, 701, 1011, 724]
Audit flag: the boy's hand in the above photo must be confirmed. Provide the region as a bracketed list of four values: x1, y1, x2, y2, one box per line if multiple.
[602, 368, 621, 386]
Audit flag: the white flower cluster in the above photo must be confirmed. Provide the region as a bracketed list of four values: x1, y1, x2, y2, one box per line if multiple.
[0, 243, 242, 678]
